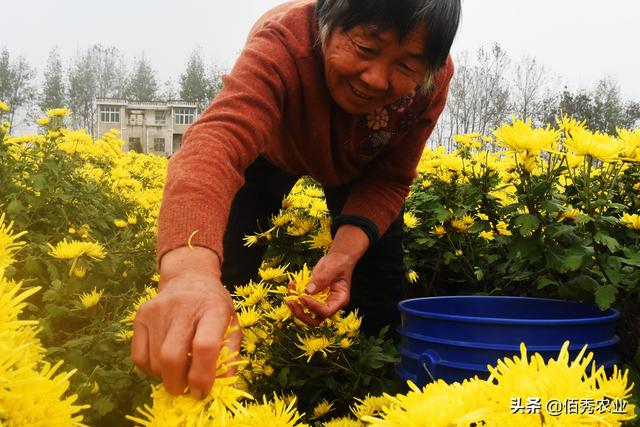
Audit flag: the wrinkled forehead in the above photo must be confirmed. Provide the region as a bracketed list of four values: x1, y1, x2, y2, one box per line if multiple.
[347, 22, 430, 59]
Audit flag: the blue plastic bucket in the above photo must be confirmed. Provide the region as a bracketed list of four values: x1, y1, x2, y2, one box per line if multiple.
[396, 296, 620, 386]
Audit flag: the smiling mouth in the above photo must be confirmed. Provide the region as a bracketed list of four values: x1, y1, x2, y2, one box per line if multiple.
[349, 83, 375, 101]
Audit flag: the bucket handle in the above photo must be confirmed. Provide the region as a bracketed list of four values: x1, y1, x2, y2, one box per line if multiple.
[419, 350, 440, 383]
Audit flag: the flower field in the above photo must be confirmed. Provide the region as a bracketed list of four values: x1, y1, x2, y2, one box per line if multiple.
[0, 100, 638, 426]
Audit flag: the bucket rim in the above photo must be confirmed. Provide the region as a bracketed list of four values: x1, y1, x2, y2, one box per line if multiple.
[398, 346, 620, 372]
[398, 296, 620, 325]
[397, 327, 621, 351]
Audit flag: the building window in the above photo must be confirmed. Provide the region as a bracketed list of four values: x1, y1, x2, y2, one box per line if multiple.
[100, 105, 120, 122]
[129, 113, 144, 126]
[129, 137, 142, 153]
[153, 137, 165, 152]
[174, 108, 195, 125]
[155, 110, 166, 124]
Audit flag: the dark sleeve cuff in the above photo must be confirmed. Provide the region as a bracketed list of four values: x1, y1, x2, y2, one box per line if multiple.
[330, 215, 380, 246]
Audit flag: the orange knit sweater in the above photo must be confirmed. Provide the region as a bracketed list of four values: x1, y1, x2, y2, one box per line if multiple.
[156, 0, 454, 266]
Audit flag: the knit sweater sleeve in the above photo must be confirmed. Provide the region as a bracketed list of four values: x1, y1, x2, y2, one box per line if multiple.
[155, 26, 296, 268]
[339, 58, 454, 239]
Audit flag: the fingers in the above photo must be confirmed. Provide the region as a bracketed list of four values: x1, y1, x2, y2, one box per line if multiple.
[307, 261, 329, 294]
[131, 320, 150, 375]
[159, 317, 196, 395]
[300, 286, 348, 319]
[286, 299, 322, 327]
[187, 311, 229, 398]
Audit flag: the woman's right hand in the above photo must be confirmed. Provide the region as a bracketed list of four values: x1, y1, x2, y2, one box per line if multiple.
[130, 246, 241, 399]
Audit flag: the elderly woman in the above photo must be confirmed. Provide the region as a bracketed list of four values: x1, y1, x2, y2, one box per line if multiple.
[132, 0, 460, 399]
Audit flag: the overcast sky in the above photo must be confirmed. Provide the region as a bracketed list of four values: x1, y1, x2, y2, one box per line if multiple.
[3, 0, 639, 101]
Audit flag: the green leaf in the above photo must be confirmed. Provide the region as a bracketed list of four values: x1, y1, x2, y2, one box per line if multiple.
[42, 288, 59, 303]
[278, 367, 290, 387]
[594, 232, 620, 253]
[433, 206, 451, 223]
[6, 199, 23, 216]
[562, 253, 585, 272]
[541, 200, 563, 213]
[92, 395, 116, 416]
[567, 274, 600, 292]
[594, 285, 617, 310]
[535, 276, 557, 290]
[546, 223, 574, 239]
[514, 214, 540, 236]
[45, 303, 72, 318]
[32, 174, 47, 192]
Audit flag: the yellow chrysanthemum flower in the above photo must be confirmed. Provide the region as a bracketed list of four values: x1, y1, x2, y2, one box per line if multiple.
[285, 264, 330, 310]
[351, 394, 394, 420]
[35, 117, 50, 126]
[335, 310, 362, 337]
[310, 399, 334, 419]
[237, 306, 262, 328]
[295, 334, 334, 362]
[268, 303, 292, 323]
[433, 225, 446, 237]
[287, 218, 316, 236]
[560, 206, 584, 221]
[479, 230, 495, 241]
[79, 288, 104, 309]
[339, 337, 353, 349]
[243, 234, 260, 247]
[493, 117, 560, 156]
[324, 416, 362, 427]
[228, 394, 305, 427]
[233, 282, 270, 308]
[496, 221, 512, 236]
[0, 100, 10, 112]
[556, 113, 587, 134]
[406, 269, 419, 284]
[73, 264, 87, 278]
[46, 108, 70, 118]
[453, 132, 482, 149]
[564, 127, 624, 162]
[403, 212, 420, 229]
[113, 219, 128, 228]
[0, 213, 28, 275]
[451, 215, 474, 233]
[258, 264, 289, 282]
[618, 127, 640, 160]
[620, 213, 640, 230]
[47, 239, 106, 260]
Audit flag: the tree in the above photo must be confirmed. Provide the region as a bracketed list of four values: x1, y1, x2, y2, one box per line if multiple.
[67, 45, 126, 135]
[180, 49, 208, 103]
[208, 64, 225, 100]
[159, 78, 177, 101]
[179, 48, 225, 112]
[511, 55, 546, 122]
[0, 47, 36, 131]
[67, 49, 98, 134]
[556, 78, 639, 134]
[39, 47, 66, 112]
[432, 44, 511, 150]
[124, 54, 158, 102]
[93, 45, 126, 99]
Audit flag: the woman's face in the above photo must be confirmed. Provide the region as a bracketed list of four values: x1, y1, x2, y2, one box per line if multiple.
[323, 23, 428, 114]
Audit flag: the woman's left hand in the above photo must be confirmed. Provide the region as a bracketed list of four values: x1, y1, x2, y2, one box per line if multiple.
[287, 251, 356, 326]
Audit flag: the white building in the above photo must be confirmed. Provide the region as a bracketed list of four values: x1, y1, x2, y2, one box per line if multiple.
[95, 98, 200, 156]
